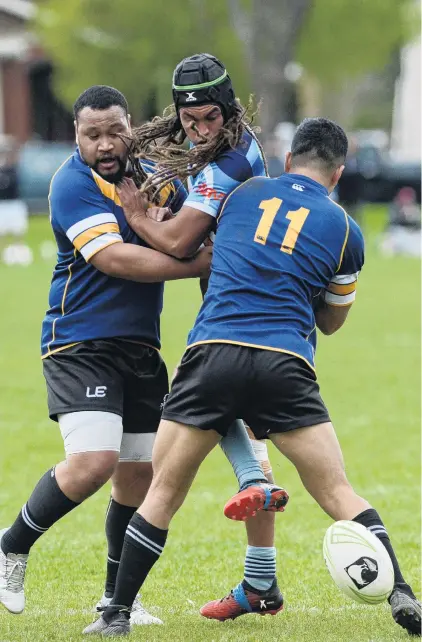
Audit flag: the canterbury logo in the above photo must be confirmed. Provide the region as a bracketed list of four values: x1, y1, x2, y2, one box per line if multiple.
[185, 92, 197, 102]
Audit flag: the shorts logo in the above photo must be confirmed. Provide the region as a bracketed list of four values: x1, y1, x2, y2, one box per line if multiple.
[185, 92, 197, 102]
[160, 393, 169, 411]
[345, 556, 378, 589]
[86, 386, 108, 398]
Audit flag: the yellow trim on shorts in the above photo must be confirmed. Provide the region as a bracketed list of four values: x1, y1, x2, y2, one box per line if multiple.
[186, 339, 316, 373]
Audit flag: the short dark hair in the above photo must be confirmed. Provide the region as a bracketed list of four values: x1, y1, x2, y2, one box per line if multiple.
[290, 117, 348, 171]
[73, 85, 128, 119]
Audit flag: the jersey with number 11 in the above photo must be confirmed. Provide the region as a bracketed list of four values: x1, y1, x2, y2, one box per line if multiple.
[187, 173, 364, 370]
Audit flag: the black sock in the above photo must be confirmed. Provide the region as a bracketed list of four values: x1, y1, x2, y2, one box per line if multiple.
[104, 499, 136, 597]
[1, 468, 79, 555]
[353, 508, 414, 598]
[110, 512, 168, 610]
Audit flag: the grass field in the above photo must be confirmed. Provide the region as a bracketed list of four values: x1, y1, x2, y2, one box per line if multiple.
[0, 210, 420, 642]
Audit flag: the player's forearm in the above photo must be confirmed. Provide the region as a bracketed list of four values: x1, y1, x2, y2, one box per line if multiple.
[128, 216, 203, 259]
[94, 243, 206, 283]
[314, 298, 351, 335]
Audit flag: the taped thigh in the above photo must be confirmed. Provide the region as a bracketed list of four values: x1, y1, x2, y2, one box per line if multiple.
[58, 411, 123, 457]
[119, 432, 156, 462]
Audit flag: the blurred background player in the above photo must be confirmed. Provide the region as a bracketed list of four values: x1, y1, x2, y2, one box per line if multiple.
[0, 136, 31, 266]
[118, 52, 288, 599]
[85, 118, 420, 638]
[379, 186, 421, 256]
[0, 85, 211, 623]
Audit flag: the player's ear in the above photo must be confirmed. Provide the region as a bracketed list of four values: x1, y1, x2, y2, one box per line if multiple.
[74, 120, 79, 146]
[284, 151, 292, 173]
[127, 113, 132, 129]
[332, 164, 345, 188]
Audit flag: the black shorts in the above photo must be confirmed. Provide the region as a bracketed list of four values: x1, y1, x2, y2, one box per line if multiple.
[162, 343, 329, 438]
[43, 339, 168, 434]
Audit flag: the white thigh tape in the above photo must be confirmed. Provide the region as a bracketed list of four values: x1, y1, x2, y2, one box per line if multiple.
[119, 432, 156, 463]
[58, 411, 123, 456]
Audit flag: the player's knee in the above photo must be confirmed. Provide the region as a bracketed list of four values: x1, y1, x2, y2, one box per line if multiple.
[68, 451, 119, 494]
[112, 461, 153, 506]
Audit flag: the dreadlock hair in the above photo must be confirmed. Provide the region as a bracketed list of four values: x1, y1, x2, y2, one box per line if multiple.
[126, 97, 268, 204]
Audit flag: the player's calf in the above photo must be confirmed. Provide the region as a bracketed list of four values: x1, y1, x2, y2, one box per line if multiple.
[0, 449, 119, 613]
[270, 423, 420, 636]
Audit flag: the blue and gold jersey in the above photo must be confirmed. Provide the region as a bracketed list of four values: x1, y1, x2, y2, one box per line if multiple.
[41, 149, 186, 357]
[187, 173, 364, 370]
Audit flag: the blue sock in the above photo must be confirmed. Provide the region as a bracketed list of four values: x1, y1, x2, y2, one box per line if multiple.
[244, 545, 277, 591]
[219, 419, 267, 489]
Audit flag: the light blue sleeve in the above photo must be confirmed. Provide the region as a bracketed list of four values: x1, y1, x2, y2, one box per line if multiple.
[184, 162, 240, 218]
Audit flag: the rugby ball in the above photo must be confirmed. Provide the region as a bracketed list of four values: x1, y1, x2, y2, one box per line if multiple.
[323, 520, 394, 604]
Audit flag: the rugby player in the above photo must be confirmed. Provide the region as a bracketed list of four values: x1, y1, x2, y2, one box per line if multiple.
[0, 85, 210, 623]
[84, 117, 420, 637]
[118, 52, 288, 600]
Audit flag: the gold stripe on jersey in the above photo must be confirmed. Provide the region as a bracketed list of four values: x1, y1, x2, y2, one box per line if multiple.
[93, 166, 176, 210]
[84, 236, 122, 262]
[73, 223, 120, 251]
[157, 182, 175, 208]
[92, 170, 122, 206]
[327, 280, 357, 295]
[42, 342, 81, 360]
[62, 248, 76, 315]
[46, 249, 77, 354]
[333, 202, 350, 272]
[48, 155, 73, 202]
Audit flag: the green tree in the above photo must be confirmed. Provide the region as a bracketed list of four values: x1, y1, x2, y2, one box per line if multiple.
[34, 0, 248, 121]
[297, 0, 417, 85]
[35, 0, 417, 134]
[228, 0, 416, 135]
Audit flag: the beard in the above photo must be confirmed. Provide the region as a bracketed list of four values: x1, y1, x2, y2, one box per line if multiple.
[91, 155, 127, 184]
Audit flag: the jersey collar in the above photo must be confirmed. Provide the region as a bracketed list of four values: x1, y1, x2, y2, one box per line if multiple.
[280, 173, 329, 196]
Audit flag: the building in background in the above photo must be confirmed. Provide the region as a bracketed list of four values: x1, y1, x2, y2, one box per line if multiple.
[391, 37, 421, 162]
[0, 0, 72, 144]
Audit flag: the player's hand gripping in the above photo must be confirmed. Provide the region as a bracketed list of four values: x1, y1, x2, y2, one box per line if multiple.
[192, 245, 213, 280]
[117, 177, 172, 226]
[117, 177, 148, 222]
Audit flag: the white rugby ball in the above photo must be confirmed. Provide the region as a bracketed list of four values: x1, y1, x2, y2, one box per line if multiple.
[323, 520, 394, 605]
